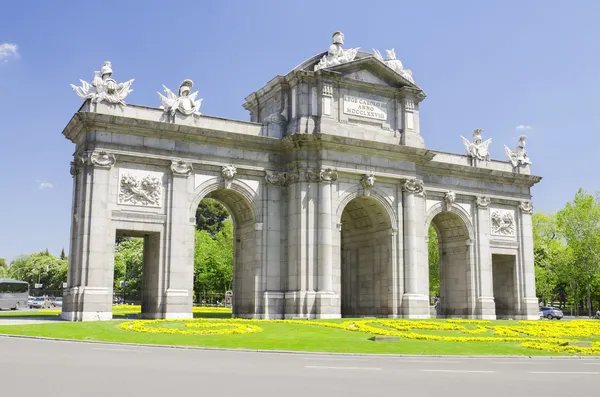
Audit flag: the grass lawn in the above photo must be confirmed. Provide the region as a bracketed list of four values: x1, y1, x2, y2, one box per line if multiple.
[0, 319, 562, 356]
[1, 307, 599, 356]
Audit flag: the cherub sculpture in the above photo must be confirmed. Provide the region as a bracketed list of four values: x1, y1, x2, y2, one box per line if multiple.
[373, 48, 415, 83]
[461, 129, 491, 161]
[314, 31, 359, 71]
[158, 79, 203, 118]
[71, 61, 134, 105]
[505, 135, 531, 168]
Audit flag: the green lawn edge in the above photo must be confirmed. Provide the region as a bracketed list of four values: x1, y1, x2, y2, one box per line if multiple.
[0, 318, 585, 357]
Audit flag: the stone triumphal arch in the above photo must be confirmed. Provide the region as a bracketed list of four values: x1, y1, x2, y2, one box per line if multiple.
[61, 32, 541, 321]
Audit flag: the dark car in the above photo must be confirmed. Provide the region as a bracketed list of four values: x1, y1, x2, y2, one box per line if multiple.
[540, 306, 563, 320]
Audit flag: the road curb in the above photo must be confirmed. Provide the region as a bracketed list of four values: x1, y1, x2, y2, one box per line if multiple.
[1, 333, 599, 360]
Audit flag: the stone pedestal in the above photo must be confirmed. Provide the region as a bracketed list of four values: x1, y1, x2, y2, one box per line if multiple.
[263, 291, 285, 319]
[401, 294, 430, 318]
[61, 287, 113, 321]
[476, 296, 497, 320]
[315, 291, 341, 319]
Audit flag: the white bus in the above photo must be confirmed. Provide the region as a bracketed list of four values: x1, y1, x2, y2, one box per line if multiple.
[0, 278, 29, 310]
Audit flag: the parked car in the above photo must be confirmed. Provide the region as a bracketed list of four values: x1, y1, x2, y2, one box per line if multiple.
[53, 297, 63, 308]
[540, 306, 563, 320]
[29, 297, 52, 309]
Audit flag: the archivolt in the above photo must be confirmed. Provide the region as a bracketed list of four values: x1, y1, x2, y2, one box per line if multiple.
[336, 185, 397, 227]
[189, 177, 262, 225]
[424, 201, 474, 242]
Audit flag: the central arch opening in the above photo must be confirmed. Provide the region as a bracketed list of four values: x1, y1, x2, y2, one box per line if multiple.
[340, 196, 393, 317]
[428, 211, 473, 317]
[192, 189, 257, 318]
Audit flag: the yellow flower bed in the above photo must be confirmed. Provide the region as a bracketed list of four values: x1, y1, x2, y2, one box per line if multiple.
[35, 306, 600, 356]
[119, 318, 260, 336]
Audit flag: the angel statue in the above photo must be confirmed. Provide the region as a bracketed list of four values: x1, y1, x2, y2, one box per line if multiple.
[70, 61, 134, 105]
[373, 48, 415, 84]
[505, 135, 531, 168]
[158, 79, 203, 119]
[314, 31, 359, 71]
[461, 129, 491, 161]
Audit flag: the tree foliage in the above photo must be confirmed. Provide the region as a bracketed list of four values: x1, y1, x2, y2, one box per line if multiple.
[428, 225, 440, 298]
[7, 251, 68, 291]
[194, 219, 233, 299]
[533, 189, 600, 314]
[114, 238, 144, 294]
[0, 258, 7, 278]
[195, 198, 230, 236]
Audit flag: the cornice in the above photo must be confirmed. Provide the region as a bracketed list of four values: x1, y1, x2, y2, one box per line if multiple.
[62, 111, 280, 153]
[422, 160, 542, 187]
[281, 133, 435, 165]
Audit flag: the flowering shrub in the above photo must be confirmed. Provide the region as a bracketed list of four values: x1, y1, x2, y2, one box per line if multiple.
[119, 318, 260, 336]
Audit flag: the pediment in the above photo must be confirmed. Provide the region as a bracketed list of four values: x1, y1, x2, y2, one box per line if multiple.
[326, 57, 421, 91]
[290, 51, 422, 92]
[342, 69, 390, 86]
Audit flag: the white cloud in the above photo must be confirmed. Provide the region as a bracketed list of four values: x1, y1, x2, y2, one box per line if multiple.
[516, 124, 532, 130]
[38, 182, 54, 190]
[0, 43, 19, 62]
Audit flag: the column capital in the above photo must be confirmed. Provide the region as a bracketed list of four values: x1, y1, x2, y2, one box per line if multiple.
[88, 150, 116, 168]
[402, 177, 424, 195]
[170, 159, 193, 177]
[476, 195, 491, 208]
[308, 168, 338, 183]
[265, 170, 287, 187]
[519, 200, 534, 214]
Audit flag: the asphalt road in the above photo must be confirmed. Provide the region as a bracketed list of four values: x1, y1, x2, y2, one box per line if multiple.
[1, 337, 599, 397]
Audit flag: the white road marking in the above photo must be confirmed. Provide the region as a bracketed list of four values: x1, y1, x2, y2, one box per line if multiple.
[529, 371, 599, 375]
[420, 369, 494, 373]
[303, 357, 370, 362]
[401, 360, 462, 364]
[92, 347, 151, 353]
[490, 361, 541, 364]
[305, 365, 382, 371]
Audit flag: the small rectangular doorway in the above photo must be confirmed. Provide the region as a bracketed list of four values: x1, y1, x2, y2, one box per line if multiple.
[491, 254, 517, 319]
[114, 230, 162, 318]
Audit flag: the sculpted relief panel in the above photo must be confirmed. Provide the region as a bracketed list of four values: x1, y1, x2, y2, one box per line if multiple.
[490, 208, 516, 237]
[118, 169, 164, 208]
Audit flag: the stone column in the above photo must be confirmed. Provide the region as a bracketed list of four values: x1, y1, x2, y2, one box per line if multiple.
[263, 171, 286, 319]
[163, 160, 194, 319]
[519, 200, 539, 319]
[61, 150, 116, 322]
[315, 168, 340, 319]
[474, 196, 496, 319]
[401, 178, 429, 318]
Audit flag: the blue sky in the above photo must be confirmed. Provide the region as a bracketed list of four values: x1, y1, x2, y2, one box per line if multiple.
[0, 1, 598, 262]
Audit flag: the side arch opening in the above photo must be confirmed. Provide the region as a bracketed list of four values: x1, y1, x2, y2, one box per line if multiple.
[340, 196, 393, 317]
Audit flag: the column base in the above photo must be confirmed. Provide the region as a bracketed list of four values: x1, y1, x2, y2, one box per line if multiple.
[475, 296, 497, 320]
[520, 297, 541, 320]
[263, 291, 285, 319]
[401, 294, 430, 318]
[162, 289, 192, 319]
[60, 286, 113, 322]
[315, 291, 341, 319]
[283, 290, 318, 319]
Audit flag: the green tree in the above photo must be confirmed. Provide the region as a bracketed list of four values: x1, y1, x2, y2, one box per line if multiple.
[428, 225, 440, 298]
[556, 189, 600, 316]
[114, 238, 144, 295]
[7, 251, 67, 291]
[195, 198, 230, 236]
[60, 248, 66, 260]
[0, 258, 7, 278]
[533, 213, 562, 304]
